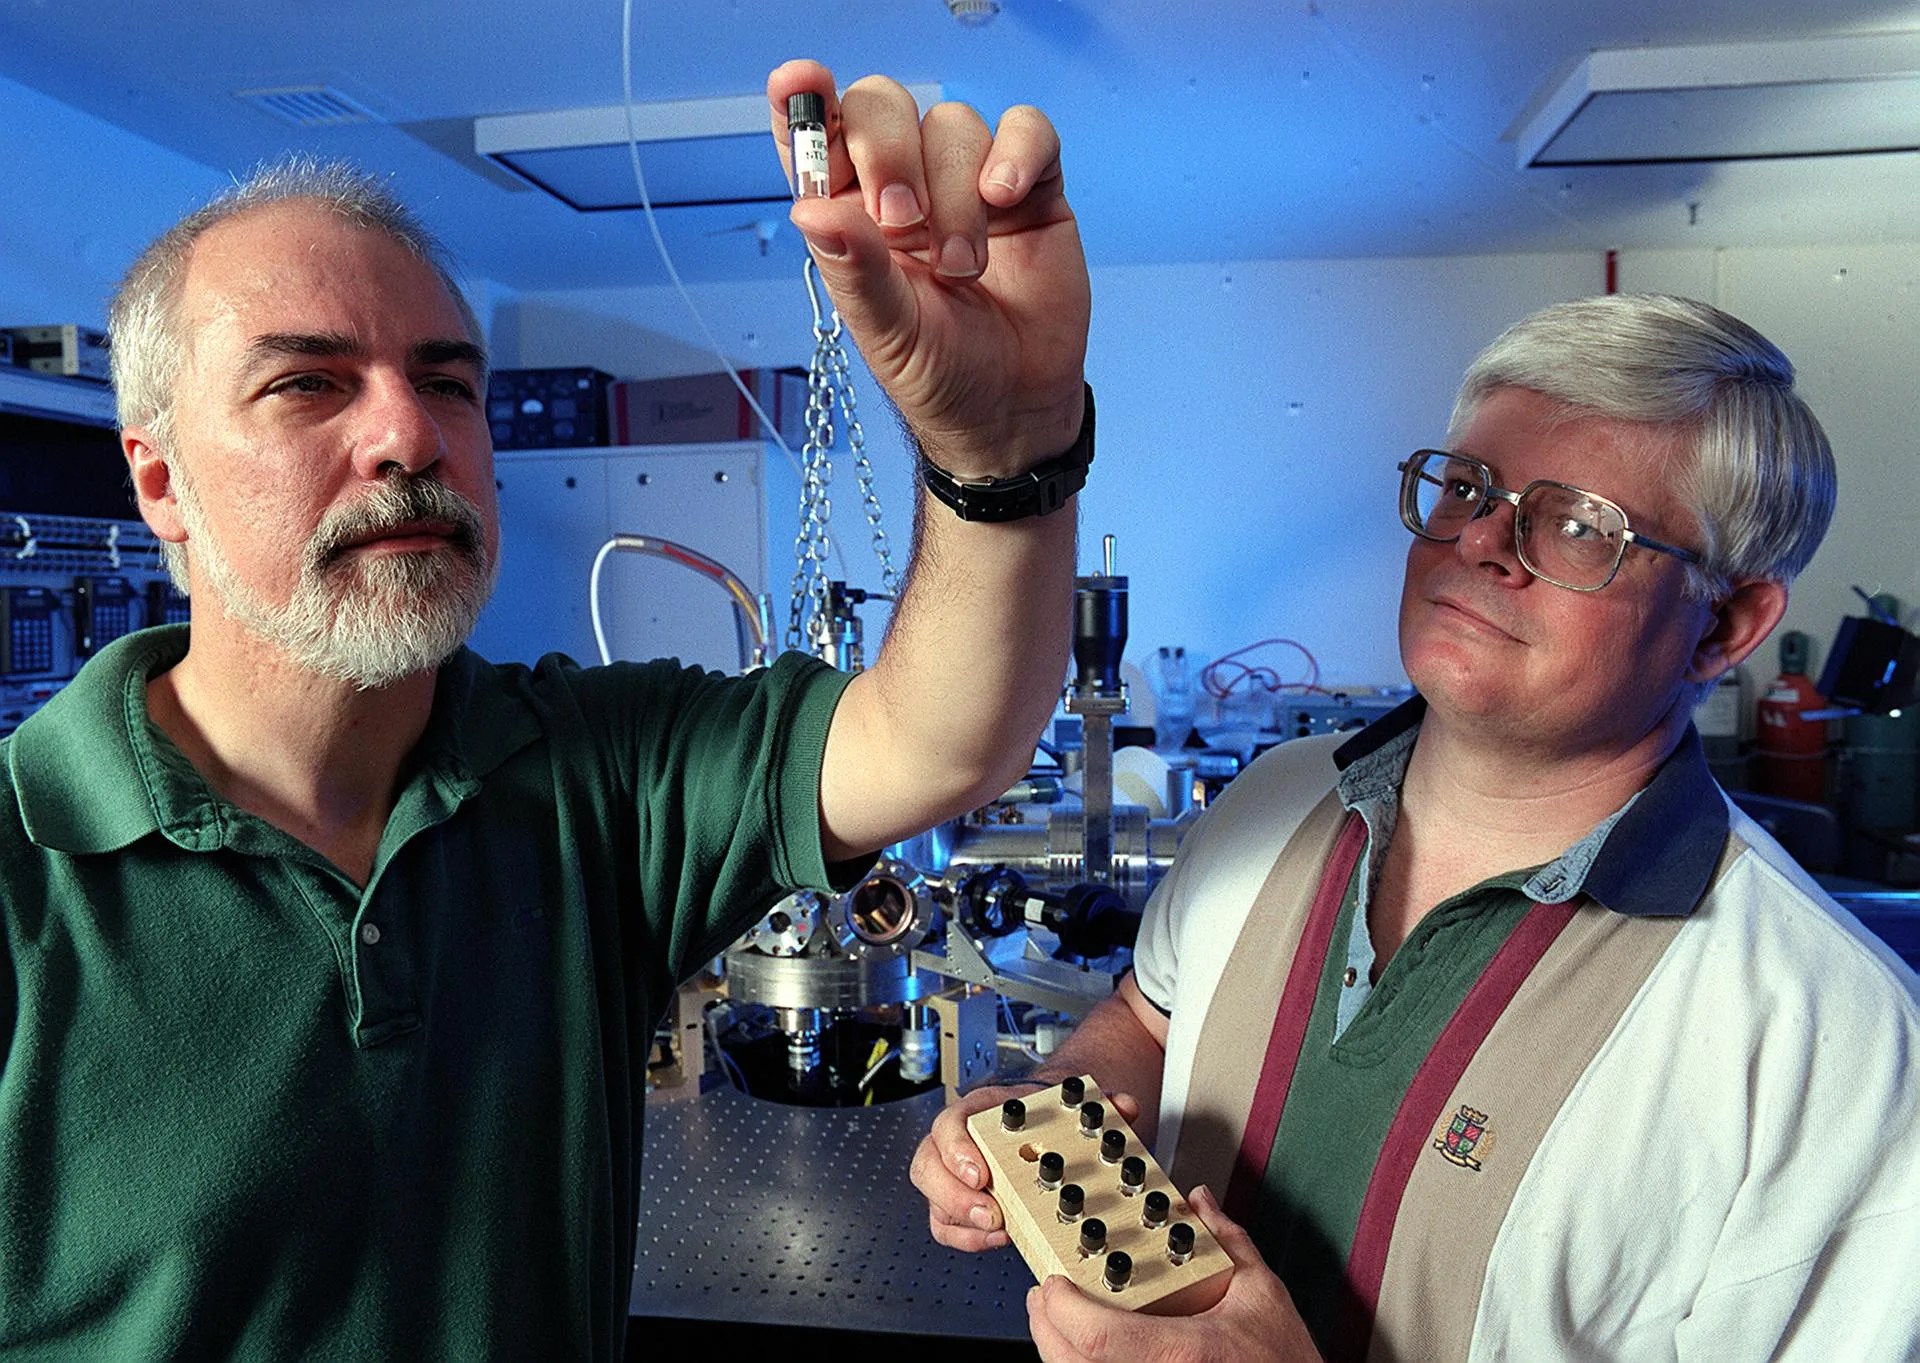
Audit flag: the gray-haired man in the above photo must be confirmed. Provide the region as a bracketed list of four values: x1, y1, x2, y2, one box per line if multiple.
[0, 60, 1092, 1358]
[916, 294, 1920, 1363]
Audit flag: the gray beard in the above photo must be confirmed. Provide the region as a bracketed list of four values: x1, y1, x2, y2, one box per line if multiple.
[172, 465, 497, 691]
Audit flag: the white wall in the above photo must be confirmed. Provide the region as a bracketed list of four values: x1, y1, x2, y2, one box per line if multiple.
[1623, 245, 1920, 667]
[0, 73, 226, 328]
[509, 256, 1613, 687]
[504, 242, 1919, 697]
[0, 72, 518, 397]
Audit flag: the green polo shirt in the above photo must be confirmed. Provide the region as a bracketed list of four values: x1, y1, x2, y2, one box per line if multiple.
[0, 625, 855, 1360]
[1250, 860, 1535, 1349]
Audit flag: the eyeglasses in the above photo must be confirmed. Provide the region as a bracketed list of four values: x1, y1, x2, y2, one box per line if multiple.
[1397, 450, 1704, 592]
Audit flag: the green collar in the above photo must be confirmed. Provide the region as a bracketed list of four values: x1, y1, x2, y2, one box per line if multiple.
[9, 625, 542, 856]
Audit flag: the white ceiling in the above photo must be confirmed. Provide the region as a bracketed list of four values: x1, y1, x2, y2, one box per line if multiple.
[3, 0, 1918, 293]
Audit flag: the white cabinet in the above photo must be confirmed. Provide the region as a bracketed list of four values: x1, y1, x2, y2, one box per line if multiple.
[470, 441, 799, 674]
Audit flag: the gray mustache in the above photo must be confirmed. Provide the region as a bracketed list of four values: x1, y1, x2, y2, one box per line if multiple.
[311, 473, 486, 570]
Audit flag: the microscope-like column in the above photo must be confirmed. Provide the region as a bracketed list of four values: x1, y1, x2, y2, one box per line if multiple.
[1064, 536, 1128, 886]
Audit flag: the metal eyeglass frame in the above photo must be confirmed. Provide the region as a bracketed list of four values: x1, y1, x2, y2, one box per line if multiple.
[1396, 450, 1704, 592]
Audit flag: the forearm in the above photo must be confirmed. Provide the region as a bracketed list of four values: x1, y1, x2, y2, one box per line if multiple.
[821, 483, 1076, 856]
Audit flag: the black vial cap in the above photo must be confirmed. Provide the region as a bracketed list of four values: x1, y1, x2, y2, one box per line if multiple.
[1143, 1190, 1170, 1226]
[1079, 1217, 1107, 1254]
[787, 92, 826, 128]
[1168, 1222, 1196, 1256]
[1079, 1101, 1105, 1134]
[1059, 1076, 1085, 1106]
[1120, 1155, 1147, 1190]
[1104, 1250, 1133, 1290]
[1038, 1151, 1065, 1183]
[1001, 1098, 1026, 1131]
[1058, 1183, 1085, 1218]
[1100, 1129, 1125, 1162]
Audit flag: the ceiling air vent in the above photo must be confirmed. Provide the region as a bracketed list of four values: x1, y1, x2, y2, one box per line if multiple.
[235, 85, 382, 129]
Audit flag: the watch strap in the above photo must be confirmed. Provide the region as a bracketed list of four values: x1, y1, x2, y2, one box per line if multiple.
[919, 384, 1095, 523]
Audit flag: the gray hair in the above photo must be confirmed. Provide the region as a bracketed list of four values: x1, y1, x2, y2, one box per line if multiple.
[1446, 293, 1835, 600]
[108, 155, 486, 589]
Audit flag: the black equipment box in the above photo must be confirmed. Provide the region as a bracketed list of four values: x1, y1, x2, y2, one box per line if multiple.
[0, 587, 61, 676]
[486, 367, 612, 449]
[1819, 615, 1920, 713]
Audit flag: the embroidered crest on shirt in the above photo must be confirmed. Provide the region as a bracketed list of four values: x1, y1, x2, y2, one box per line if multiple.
[1433, 1105, 1493, 1170]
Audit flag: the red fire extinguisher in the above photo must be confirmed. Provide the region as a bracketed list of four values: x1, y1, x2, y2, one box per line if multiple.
[1753, 631, 1829, 804]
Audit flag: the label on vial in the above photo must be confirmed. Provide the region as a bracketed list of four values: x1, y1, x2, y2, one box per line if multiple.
[792, 127, 830, 198]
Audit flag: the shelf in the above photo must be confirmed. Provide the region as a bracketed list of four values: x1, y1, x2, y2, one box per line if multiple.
[0, 366, 115, 428]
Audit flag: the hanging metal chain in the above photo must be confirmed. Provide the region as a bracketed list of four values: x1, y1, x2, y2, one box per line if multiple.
[786, 334, 837, 652]
[786, 258, 901, 651]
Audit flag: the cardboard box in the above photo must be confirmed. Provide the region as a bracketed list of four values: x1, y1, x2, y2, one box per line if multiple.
[6, 324, 110, 383]
[609, 368, 809, 448]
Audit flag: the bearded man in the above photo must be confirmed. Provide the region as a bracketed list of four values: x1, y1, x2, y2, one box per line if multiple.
[0, 60, 1092, 1359]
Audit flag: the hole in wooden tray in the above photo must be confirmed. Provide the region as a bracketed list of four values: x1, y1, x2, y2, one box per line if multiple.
[1018, 1142, 1043, 1163]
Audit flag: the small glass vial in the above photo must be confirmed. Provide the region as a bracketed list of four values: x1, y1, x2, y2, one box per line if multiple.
[787, 92, 830, 200]
[1057, 1183, 1085, 1224]
[1059, 1076, 1085, 1107]
[1103, 1250, 1133, 1292]
[1141, 1190, 1170, 1229]
[1037, 1151, 1065, 1191]
[1078, 1101, 1105, 1138]
[1077, 1217, 1107, 1258]
[1167, 1222, 1195, 1266]
[1100, 1129, 1125, 1164]
[1001, 1098, 1026, 1132]
[1119, 1156, 1147, 1196]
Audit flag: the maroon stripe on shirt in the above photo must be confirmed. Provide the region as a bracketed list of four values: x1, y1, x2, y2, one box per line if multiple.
[1331, 901, 1579, 1359]
[1223, 812, 1368, 1221]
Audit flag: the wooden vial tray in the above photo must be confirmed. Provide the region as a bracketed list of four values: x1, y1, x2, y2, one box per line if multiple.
[967, 1074, 1232, 1315]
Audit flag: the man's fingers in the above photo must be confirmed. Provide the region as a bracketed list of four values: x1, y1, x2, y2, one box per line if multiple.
[1028, 1280, 1095, 1363]
[1032, 1273, 1164, 1362]
[788, 195, 919, 369]
[840, 75, 931, 231]
[1190, 1184, 1263, 1272]
[1105, 1090, 1142, 1125]
[920, 102, 992, 280]
[929, 1206, 1011, 1253]
[908, 1130, 1004, 1236]
[982, 103, 1064, 208]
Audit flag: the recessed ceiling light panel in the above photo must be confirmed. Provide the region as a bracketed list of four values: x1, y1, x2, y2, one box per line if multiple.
[475, 86, 943, 211]
[1511, 32, 1920, 168]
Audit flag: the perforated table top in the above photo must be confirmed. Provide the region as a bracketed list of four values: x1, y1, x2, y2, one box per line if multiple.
[630, 1084, 1035, 1338]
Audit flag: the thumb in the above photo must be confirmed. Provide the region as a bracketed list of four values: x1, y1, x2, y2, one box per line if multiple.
[1189, 1184, 1265, 1272]
[1105, 1090, 1143, 1125]
[790, 197, 919, 373]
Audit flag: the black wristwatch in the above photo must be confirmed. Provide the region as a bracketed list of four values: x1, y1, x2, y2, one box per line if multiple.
[918, 385, 1095, 523]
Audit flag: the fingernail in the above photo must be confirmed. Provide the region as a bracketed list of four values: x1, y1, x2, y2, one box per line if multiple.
[799, 227, 848, 260]
[878, 182, 924, 228]
[959, 1160, 982, 1189]
[968, 1204, 997, 1230]
[936, 234, 980, 278]
[987, 162, 1020, 193]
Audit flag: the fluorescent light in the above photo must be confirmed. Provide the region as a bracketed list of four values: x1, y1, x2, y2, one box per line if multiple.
[475, 86, 944, 211]
[1510, 32, 1920, 168]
